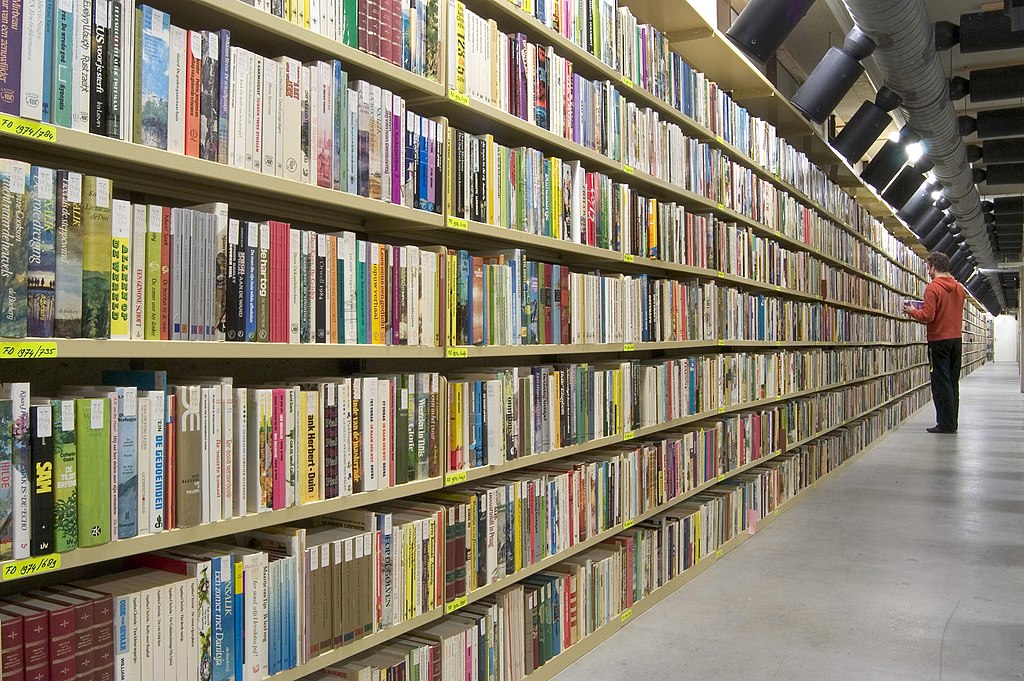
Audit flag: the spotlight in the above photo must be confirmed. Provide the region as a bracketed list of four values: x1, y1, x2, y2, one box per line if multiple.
[881, 168, 928, 210]
[861, 126, 919, 190]
[831, 86, 903, 163]
[931, 190, 943, 201]
[906, 142, 924, 163]
[791, 28, 877, 124]
[725, 0, 818, 63]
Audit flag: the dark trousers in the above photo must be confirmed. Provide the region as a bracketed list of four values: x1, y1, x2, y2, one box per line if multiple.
[928, 339, 962, 431]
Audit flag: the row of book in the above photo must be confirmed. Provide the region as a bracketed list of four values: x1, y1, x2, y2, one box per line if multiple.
[0, 381, 929, 681]
[444, 125, 921, 300]
[0, 369, 445, 561]
[301, 387, 929, 681]
[239, 0, 443, 83]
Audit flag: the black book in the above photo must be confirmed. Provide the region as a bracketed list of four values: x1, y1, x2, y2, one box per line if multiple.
[226, 220, 241, 341]
[90, 0, 110, 136]
[106, 0, 122, 138]
[433, 124, 443, 215]
[315, 236, 327, 343]
[30, 405, 55, 556]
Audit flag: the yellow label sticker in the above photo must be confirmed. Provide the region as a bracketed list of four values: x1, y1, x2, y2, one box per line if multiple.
[0, 341, 58, 359]
[623, 165, 635, 175]
[776, 341, 782, 346]
[716, 135, 724, 145]
[717, 271, 725, 278]
[445, 596, 468, 613]
[621, 608, 633, 622]
[2, 554, 61, 581]
[716, 549, 723, 559]
[447, 89, 470, 106]
[623, 343, 635, 352]
[775, 285, 781, 291]
[445, 347, 469, 359]
[623, 519, 635, 529]
[774, 450, 781, 457]
[0, 114, 57, 143]
[623, 431, 636, 441]
[623, 254, 635, 263]
[717, 340, 725, 346]
[717, 474, 725, 482]
[717, 203, 725, 210]
[445, 471, 468, 486]
[718, 407, 725, 413]
[446, 216, 469, 230]
[623, 77, 634, 88]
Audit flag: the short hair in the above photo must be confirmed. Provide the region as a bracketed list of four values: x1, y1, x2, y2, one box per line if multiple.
[927, 252, 950, 272]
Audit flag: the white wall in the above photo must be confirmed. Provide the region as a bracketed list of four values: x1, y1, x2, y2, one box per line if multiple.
[993, 316, 1018, 363]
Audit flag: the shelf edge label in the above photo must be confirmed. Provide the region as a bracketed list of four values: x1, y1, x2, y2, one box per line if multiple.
[623, 254, 635, 263]
[445, 595, 468, 613]
[623, 343, 635, 352]
[447, 89, 470, 106]
[622, 431, 636, 441]
[716, 549, 723, 559]
[623, 165, 635, 175]
[446, 216, 469, 230]
[623, 519, 635, 529]
[0, 341, 58, 359]
[621, 608, 633, 622]
[444, 470, 468, 486]
[445, 347, 469, 359]
[2, 554, 61, 581]
[0, 114, 57, 143]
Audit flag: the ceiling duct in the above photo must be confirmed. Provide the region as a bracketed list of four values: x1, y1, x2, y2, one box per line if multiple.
[969, 65, 1024, 103]
[839, 0, 1006, 310]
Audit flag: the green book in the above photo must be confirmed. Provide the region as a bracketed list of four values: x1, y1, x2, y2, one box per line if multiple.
[74, 397, 110, 547]
[0, 160, 30, 339]
[144, 205, 163, 339]
[51, 399, 78, 553]
[342, 0, 357, 48]
[81, 176, 113, 339]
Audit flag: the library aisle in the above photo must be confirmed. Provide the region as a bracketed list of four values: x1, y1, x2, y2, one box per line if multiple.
[552, 363, 1024, 681]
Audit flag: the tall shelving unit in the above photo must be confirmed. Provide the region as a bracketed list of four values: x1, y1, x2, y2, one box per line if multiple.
[0, 0, 944, 679]
[963, 298, 993, 376]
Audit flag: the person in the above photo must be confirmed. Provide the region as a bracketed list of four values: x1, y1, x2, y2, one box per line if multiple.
[903, 252, 965, 433]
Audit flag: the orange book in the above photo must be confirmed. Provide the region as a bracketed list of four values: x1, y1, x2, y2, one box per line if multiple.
[185, 31, 202, 158]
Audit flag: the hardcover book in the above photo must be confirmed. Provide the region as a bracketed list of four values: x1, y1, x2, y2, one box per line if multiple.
[29, 404, 54, 555]
[0, 160, 29, 338]
[135, 5, 170, 149]
[26, 166, 56, 338]
[81, 176, 112, 339]
[74, 397, 110, 548]
[50, 400, 77, 553]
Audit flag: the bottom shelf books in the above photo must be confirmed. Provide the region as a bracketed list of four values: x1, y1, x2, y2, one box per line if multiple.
[302, 386, 929, 681]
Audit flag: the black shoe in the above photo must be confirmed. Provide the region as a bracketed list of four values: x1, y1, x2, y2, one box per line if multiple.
[926, 426, 957, 434]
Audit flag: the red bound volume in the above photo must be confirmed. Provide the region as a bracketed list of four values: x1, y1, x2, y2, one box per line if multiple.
[367, 0, 381, 58]
[42, 586, 99, 681]
[357, 0, 369, 52]
[0, 609, 25, 681]
[559, 265, 569, 345]
[0, 603, 50, 681]
[9, 596, 78, 681]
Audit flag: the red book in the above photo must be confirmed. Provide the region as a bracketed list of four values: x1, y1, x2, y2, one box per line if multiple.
[391, 245, 400, 345]
[7, 596, 77, 681]
[41, 587, 99, 681]
[559, 265, 569, 344]
[367, 0, 380, 57]
[30, 591, 92, 681]
[0, 603, 50, 681]
[160, 207, 172, 340]
[542, 263, 553, 345]
[0, 609, 25, 681]
[185, 31, 203, 158]
[164, 393, 177, 530]
[471, 256, 483, 346]
[357, 0, 369, 51]
[274, 221, 290, 344]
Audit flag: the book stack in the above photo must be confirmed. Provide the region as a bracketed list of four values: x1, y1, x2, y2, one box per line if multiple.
[240, 0, 442, 83]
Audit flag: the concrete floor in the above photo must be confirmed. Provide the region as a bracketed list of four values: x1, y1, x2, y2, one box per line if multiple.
[552, 362, 1024, 681]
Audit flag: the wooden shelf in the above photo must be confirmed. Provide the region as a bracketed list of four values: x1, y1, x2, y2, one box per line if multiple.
[0, 126, 444, 230]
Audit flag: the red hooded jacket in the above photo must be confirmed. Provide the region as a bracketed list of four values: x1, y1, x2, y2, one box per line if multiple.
[908, 275, 965, 341]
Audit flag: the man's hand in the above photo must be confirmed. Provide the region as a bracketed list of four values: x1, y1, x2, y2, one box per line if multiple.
[902, 302, 916, 315]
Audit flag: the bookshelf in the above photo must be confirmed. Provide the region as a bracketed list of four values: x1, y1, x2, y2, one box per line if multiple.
[0, 0, 946, 680]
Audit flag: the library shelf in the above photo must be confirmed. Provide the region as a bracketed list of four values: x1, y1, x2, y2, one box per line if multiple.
[457, 0, 924, 284]
[265, 375, 930, 681]
[142, 0, 447, 100]
[0, 477, 442, 583]
[498, 397, 929, 681]
[0, 125, 445, 230]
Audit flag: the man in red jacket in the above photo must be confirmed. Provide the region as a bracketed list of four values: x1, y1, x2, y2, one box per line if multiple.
[903, 252, 965, 433]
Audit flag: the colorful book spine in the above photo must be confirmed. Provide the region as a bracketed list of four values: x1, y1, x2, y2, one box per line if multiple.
[0, 400, 12, 560]
[75, 397, 110, 547]
[0, 160, 29, 339]
[109, 199, 131, 340]
[0, 0, 22, 116]
[80, 176, 112, 339]
[29, 403, 54, 556]
[50, 400, 77, 553]
[5, 383, 31, 559]
[134, 6, 170, 148]
[52, 0, 76, 128]
[54, 170, 83, 339]
[26, 166, 56, 338]
[115, 387, 138, 539]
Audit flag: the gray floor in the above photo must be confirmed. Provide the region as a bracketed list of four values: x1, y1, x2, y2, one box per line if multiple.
[552, 362, 1024, 681]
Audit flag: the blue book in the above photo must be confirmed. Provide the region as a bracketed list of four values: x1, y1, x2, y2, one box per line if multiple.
[333, 61, 343, 192]
[101, 369, 168, 391]
[243, 222, 258, 342]
[52, 0, 76, 127]
[114, 387, 138, 539]
[474, 382, 483, 467]
[26, 166, 57, 338]
[217, 29, 231, 165]
[41, 0, 55, 122]
[417, 116, 428, 210]
[268, 560, 280, 675]
[136, 5, 170, 149]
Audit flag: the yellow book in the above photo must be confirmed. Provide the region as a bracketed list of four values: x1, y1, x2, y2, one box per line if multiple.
[647, 198, 658, 258]
[108, 199, 131, 340]
[447, 254, 457, 346]
[299, 390, 321, 505]
[488, 18, 499, 107]
[445, 127, 455, 218]
[370, 244, 382, 344]
[303, 0, 311, 28]
[427, 517, 437, 609]
[405, 524, 414, 619]
[455, 1, 466, 94]
[550, 157, 561, 240]
[454, 383, 464, 470]
[143, 205, 162, 340]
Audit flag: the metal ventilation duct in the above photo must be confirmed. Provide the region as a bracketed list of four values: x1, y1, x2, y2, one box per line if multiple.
[839, 0, 1005, 311]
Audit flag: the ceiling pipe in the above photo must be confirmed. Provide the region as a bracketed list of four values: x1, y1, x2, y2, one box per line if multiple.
[839, 0, 1005, 308]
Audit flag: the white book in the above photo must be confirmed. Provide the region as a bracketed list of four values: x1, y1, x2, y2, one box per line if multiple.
[233, 387, 248, 517]
[252, 56, 264, 173]
[200, 386, 212, 524]
[379, 380, 390, 489]
[243, 51, 255, 171]
[210, 383, 224, 522]
[276, 57, 302, 181]
[339, 230, 356, 344]
[300, 65, 312, 184]
[274, 57, 285, 179]
[359, 377, 377, 492]
[262, 58, 278, 176]
[310, 0, 321, 34]
[130, 203, 147, 340]
[147, 391, 165, 532]
[167, 25, 187, 155]
[229, 47, 245, 168]
[121, 0, 136, 139]
[309, 64, 321, 186]
[72, 0, 93, 130]
[136, 391, 152, 536]
[20, 0, 46, 120]
[407, 245, 420, 346]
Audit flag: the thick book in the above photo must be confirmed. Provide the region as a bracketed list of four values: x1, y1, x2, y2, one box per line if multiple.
[134, 5, 170, 149]
[26, 166, 56, 338]
[29, 404, 54, 556]
[114, 387, 139, 539]
[175, 384, 202, 527]
[109, 199, 132, 340]
[51, 399, 77, 553]
[81, 176, 112, 339]
[0, 0, 22, 116]
[90, 0, 110, 136]
[0, 160, 29, 339]
[54, 170, 84, 338]
[74, 397, 110, 547]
